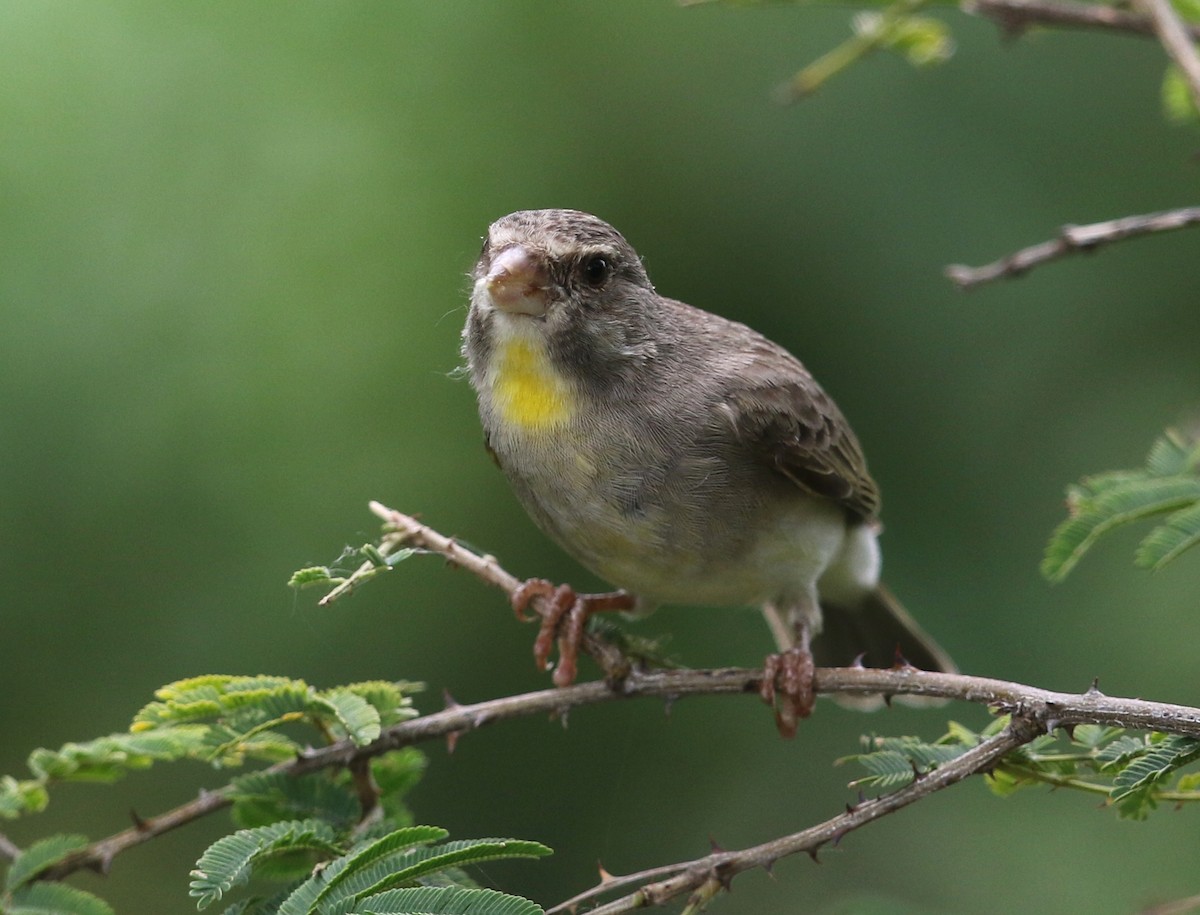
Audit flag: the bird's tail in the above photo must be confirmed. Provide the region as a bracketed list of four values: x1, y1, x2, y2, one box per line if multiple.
[814, 584, 955, 711]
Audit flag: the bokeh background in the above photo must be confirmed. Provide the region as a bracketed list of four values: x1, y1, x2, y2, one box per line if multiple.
[3, 2, 1199, 913]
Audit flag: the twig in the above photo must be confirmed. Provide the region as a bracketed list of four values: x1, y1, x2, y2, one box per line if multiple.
[964, 0, 1200, 39]
[551, 717, 1038, 915]
[1136, 0, 1200, 112]
[945, 207, 1200, 289]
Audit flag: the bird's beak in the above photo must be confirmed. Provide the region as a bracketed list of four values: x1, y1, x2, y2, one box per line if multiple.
[482, 245, 551, 317]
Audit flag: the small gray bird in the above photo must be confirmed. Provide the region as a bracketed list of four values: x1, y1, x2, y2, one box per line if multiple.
[462, 209, 953, 733]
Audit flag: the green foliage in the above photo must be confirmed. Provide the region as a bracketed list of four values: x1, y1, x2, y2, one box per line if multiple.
[2, 882, 116, 915]
[289, 545, 415, 592]
[345, 886, 543, 915]
[1162, 65, 1200, 124]
[190, 820, 344, 908]
[1043, 429, 1200, 581]
[0, 676, 421, 825]
[3, 834, 89, 891]
[189, 820, 551, 915]
[846, 719, 1200, 819]
[0, 671, 549, 915]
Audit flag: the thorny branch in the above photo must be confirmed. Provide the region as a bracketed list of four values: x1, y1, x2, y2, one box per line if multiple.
[551, 718, 1038, 915]
[945, 207, 1200, 289]
[23, 506, 1200, 906]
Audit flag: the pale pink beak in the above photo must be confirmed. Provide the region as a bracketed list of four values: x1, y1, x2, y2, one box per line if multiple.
[485, 246, 551, 316]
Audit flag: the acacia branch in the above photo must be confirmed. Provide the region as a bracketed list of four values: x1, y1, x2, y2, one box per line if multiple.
[945, 206, 1200, 289]
[551, 717, 1039, 915]
[37, 663, 1200, 882]
[32, 507, 1200, 890]
[963, 0, 1200, 40]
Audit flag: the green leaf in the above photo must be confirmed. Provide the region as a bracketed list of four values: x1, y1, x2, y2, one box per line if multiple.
[1070, 725, 1123, 750]
[0, 776, 49, 819]
[340, 682, 421, 729]
[1110, 735, 1200, 805]
[1095, 735, 1151, 770]
[870, 12, 954, 66]
[348, 839, 553, 901]
[229, 772, 364, 831]
[1042, 475, 1200, 581]
[350, 886, 544, 915]
[848, 749, 917, 789]
[5, 882, 115, 915]
[4, 834, 89, 891]
[189, 820, 342, 910]
[314, 691, 382, 746]
[1135, 500, 1200, 570]
[301, 826, 451, 913]
[1172, 0, 1200, 19]
[25, 728, 211, 783]
[1145, 429, 1200, 476]
[290, 566, 338, 589]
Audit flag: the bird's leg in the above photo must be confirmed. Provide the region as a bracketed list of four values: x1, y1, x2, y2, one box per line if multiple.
[511, 579, 634, 686]
[759, 606, 816, 739]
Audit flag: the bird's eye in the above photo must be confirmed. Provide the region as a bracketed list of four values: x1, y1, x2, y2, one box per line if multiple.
[580, 254, 612, 287]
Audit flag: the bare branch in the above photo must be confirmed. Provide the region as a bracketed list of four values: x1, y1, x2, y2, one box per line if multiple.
[1136, 0, 1200, 111]
[553, 717, 1038, 915]
[964, 0, 1200, 39]
[946, 206, 1200, 289]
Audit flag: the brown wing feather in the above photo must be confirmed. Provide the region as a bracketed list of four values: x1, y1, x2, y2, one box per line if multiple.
[721, 341, 881, 523]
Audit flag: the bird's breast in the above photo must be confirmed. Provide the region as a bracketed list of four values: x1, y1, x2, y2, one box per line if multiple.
[487, 334, 576, 432]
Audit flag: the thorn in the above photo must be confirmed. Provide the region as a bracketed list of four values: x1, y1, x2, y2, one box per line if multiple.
[882, 692, 894, 708]
[807, 847, 821, 864]
[442, 688, 461, 710]
[445, 730, 462, 754]
[663, 695, 676, 718]
[597, 861, 617, 884]
[709, 834, 725, 853]
[1086, 677, 1104, 696]
[830, 829, 846, 847]
[130, 809, 149, 831]
[845, 801, 858, 814]
[763, 857, 777, 877]
[851, 652, 867, 669]
[892, 647, 915, 670]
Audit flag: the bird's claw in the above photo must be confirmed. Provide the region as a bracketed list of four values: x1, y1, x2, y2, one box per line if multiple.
[760, 647, 815, 739]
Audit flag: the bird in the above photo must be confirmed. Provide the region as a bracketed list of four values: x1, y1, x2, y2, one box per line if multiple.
[461, 208, 954, 734]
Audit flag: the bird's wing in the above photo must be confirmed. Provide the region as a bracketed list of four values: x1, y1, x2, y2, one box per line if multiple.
[719, 340, 881, 523]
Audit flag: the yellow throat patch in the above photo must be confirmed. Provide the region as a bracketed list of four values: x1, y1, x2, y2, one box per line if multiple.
[492, 337, 574, 430]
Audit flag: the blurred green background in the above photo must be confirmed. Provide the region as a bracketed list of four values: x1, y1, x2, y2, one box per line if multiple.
[3, 2, 1199, 912]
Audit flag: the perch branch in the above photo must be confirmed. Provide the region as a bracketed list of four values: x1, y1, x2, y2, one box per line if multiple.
[551, 717, 1038, 915]
[945, 206, 1200, 289]
[37, 664, 1200, 881]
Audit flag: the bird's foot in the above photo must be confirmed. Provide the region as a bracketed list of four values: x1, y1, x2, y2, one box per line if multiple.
[759, 646, 815, 739]
[511, 579, 634, 686]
